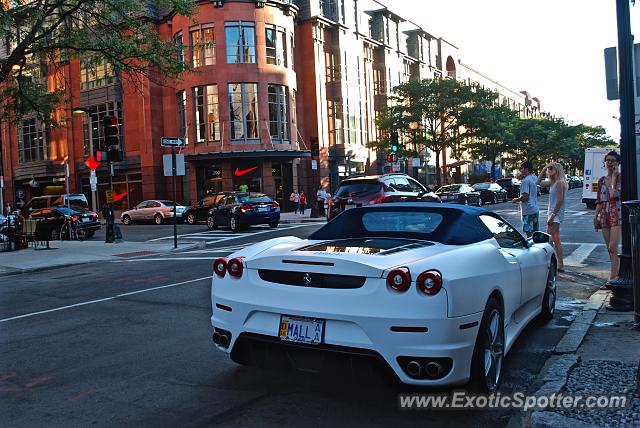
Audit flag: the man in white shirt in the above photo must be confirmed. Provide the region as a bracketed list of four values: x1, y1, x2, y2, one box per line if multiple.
[511, 160, 539, 237]
[316, 187, 327, 216]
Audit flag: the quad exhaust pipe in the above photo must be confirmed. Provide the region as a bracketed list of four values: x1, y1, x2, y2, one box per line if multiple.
[401, 359, 446, 379]
[424, 361, 443, 378]
[406, 360, 422, 377]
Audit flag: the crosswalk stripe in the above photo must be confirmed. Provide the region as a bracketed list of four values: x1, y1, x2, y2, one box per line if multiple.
[564, 244, 599, 267]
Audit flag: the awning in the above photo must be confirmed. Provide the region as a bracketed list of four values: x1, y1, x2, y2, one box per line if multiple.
[185, 149, 311, 162]
[445, 160, 470, 168]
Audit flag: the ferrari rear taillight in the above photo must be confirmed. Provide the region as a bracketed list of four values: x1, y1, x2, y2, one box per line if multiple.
[387, 267, 411, 292]
[369, 195, 392, 205]
[417, 270, 442, 296]
[213, 258, 227, 277]
[227, 257, 244, 278]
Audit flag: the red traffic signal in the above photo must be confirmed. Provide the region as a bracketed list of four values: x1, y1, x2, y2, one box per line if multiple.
[94, 150, 108, 162]
[103, 115, 119, 147]
[387, 153, 397, 163]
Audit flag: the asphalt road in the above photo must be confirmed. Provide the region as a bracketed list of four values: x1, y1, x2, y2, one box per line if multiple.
[1, 188, 606, 427]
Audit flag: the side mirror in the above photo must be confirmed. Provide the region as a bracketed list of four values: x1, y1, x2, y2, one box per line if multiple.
[532, 231, 551, 244]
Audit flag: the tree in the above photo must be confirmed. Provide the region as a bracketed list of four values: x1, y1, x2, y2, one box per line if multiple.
[0, 0, 194, 126]
[367, 78, 475, 185]
[459, 87, 519, 179]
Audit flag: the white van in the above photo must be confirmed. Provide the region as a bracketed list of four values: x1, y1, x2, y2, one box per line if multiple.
[582, 148, 613, 209]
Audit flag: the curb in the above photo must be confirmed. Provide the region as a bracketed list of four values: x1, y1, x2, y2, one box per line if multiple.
[0, 241, 200, 276]
[279, 219, 326, 224]
[510, 289, 609, 427]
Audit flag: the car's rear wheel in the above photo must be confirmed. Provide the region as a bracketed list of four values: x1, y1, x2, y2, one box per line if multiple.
[50, 228, 60, 241]
[186, 213, 196, 225]
[539, 260, 557, 322]
[477, 197, 483, 207]
[471, 297, 504, 392]
[491, 194, 497, 204]
[154, 214, 163, 225]
[122, 215, 131, 225]
[206, 216, 217, 230]
[269, 222, 279, 228]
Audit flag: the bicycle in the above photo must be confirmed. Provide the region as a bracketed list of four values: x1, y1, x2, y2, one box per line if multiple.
[54, 215, 87, 241]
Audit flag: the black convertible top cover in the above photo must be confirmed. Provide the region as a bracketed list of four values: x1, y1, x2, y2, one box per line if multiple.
[309, 203, 496, 245]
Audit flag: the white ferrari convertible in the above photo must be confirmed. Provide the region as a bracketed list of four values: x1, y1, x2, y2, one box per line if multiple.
[210, 203, 557, 391]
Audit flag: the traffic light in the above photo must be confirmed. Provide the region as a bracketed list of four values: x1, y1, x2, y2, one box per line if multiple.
[94, 150, 108, 163]
[386, 153, 397, 163]
[310, 136, 319, 157]
[102, 115, 124, 163]
[103, 115, 119, 147]
[390, 131, 399, 153]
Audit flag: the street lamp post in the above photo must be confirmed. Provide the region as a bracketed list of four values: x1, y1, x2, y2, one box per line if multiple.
[72, 107, 97, 213]
[607, 0, 639, 311]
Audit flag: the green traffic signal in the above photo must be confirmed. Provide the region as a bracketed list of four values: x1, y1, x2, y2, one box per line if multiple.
[391, 145, 398, 152]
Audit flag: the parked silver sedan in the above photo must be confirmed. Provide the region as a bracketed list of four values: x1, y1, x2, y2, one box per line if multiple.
[121, 200, 186, 225]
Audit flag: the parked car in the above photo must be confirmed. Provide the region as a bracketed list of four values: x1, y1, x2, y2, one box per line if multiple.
[328, 173, 440, 220]
[472, 183, 508, 204]
[435, 184, 483, 206]
[21, 194, 90, 216]
[29, 207, 100, 240]
[183, 193, 229, 225]
[568, 176, 583, 189]
[495, 178, 521, 199]
[207, 193, 280, 232]
[121, 200, 187, 225]
[210, 203, 556, 391]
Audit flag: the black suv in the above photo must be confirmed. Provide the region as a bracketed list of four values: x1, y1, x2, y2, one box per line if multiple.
[182, 193, 228, 225]
[328, 173, 440, 220]
[495, 178, 521, 199]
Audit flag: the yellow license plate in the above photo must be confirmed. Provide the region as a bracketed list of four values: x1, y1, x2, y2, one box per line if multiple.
[592, 183, 598, 192]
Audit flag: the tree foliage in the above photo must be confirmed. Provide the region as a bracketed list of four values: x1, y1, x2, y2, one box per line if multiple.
[0, 0, 194, 126]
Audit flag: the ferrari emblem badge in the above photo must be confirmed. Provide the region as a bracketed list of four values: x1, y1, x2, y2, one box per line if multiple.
[303, 273, 312, 286]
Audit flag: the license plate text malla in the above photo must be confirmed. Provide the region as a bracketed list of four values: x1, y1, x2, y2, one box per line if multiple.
[279, 315, 324, 345]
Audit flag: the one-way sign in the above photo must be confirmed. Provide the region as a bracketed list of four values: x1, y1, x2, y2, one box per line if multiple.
[161, 137, 186, 148]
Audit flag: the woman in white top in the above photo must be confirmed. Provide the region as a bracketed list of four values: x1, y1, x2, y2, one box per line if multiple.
[537, 162, 567, 272]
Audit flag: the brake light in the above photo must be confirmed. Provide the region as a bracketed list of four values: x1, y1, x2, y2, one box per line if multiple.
[417, 270, 442, 296]
[91, 213, 98, 219]
[369, 195, 392, 205]
[271, 202, 280, 210]
[70, 215, 78, 222]
[227, 257, 244, 278]
[387, 267, 411, 292]
[213, 258, 227, 277]
[239, 205, 252, 213]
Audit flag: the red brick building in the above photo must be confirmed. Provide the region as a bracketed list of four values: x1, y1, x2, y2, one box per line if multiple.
[0, 0, 536, 212]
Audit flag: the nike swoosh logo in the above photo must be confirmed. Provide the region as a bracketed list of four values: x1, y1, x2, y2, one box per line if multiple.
[114, 192, 128, 202]
[235, 166, 258, 177]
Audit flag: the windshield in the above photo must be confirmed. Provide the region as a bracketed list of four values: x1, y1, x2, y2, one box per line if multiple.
[436, 185, 461, 193]
[158, 200, 176, 206]
[335, 181, 381, 198]
[473, 184, 490, 190]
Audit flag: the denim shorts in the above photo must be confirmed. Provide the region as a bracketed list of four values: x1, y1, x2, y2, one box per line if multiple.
[522, 213, 539, 233]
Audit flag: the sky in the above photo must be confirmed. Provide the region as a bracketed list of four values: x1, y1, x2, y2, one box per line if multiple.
[392, 0, 640, 141]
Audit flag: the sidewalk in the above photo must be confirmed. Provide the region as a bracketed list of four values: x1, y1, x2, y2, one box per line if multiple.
[0, 240, 199, 276]
[278, 210, 327, 224]
[518, 280, 640, 427]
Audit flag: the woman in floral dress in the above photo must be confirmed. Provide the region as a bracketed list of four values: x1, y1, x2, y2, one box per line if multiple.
[593, 151, 622, 281]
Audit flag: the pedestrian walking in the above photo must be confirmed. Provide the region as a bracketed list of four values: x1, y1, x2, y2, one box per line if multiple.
[289, 190, 299, 214]
[4, 203, 11, 216]
[594, 150, 622, 282]
[316, 187, 327, 217]
[511, 160, 539, 237]
[299, 192, 307, 215]
[537, 162, 567, 272]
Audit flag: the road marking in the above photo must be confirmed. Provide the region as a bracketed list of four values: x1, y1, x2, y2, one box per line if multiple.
[0, 276, 212, 323]
[146, 224, 310, 242]
[563, 242, 605, 246]
[115, 257, 214, 262]
[564, 244, 599, 267]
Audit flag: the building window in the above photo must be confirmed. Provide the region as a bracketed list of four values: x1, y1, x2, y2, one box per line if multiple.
[193, 86, 206, 143]
[174, 32, 184, 66]
[80, 56, 113, 90]
[18, 118, 48, 163]
[177, 91, 187, 143]
[206, 85, 220, 142]
[265, 25, 288, 67]
[268, 84, 289, 143]
[82, 102, 123, 156]
[228, 83, 259, 141]
[225, 21, 256, 64]
[190, 25, 215, 67]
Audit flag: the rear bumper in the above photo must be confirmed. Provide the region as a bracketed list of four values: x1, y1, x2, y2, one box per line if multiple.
[78, 222, 101, 232]
[239, 213, 280, 225]
[211, 281, 481, 386]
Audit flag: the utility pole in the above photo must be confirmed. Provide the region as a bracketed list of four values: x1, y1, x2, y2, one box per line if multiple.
[607, 0, 639, 311]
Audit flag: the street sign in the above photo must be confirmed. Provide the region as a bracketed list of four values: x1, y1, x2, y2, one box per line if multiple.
[105, 189, 114, 204]
[163, 154, 185, 176]
[161, 137, 186, 148]
[392, 162, 401, 172]
[412, 157, 421, 168]
[311, 160, 318, 170]
[90, 170, 97, 192]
